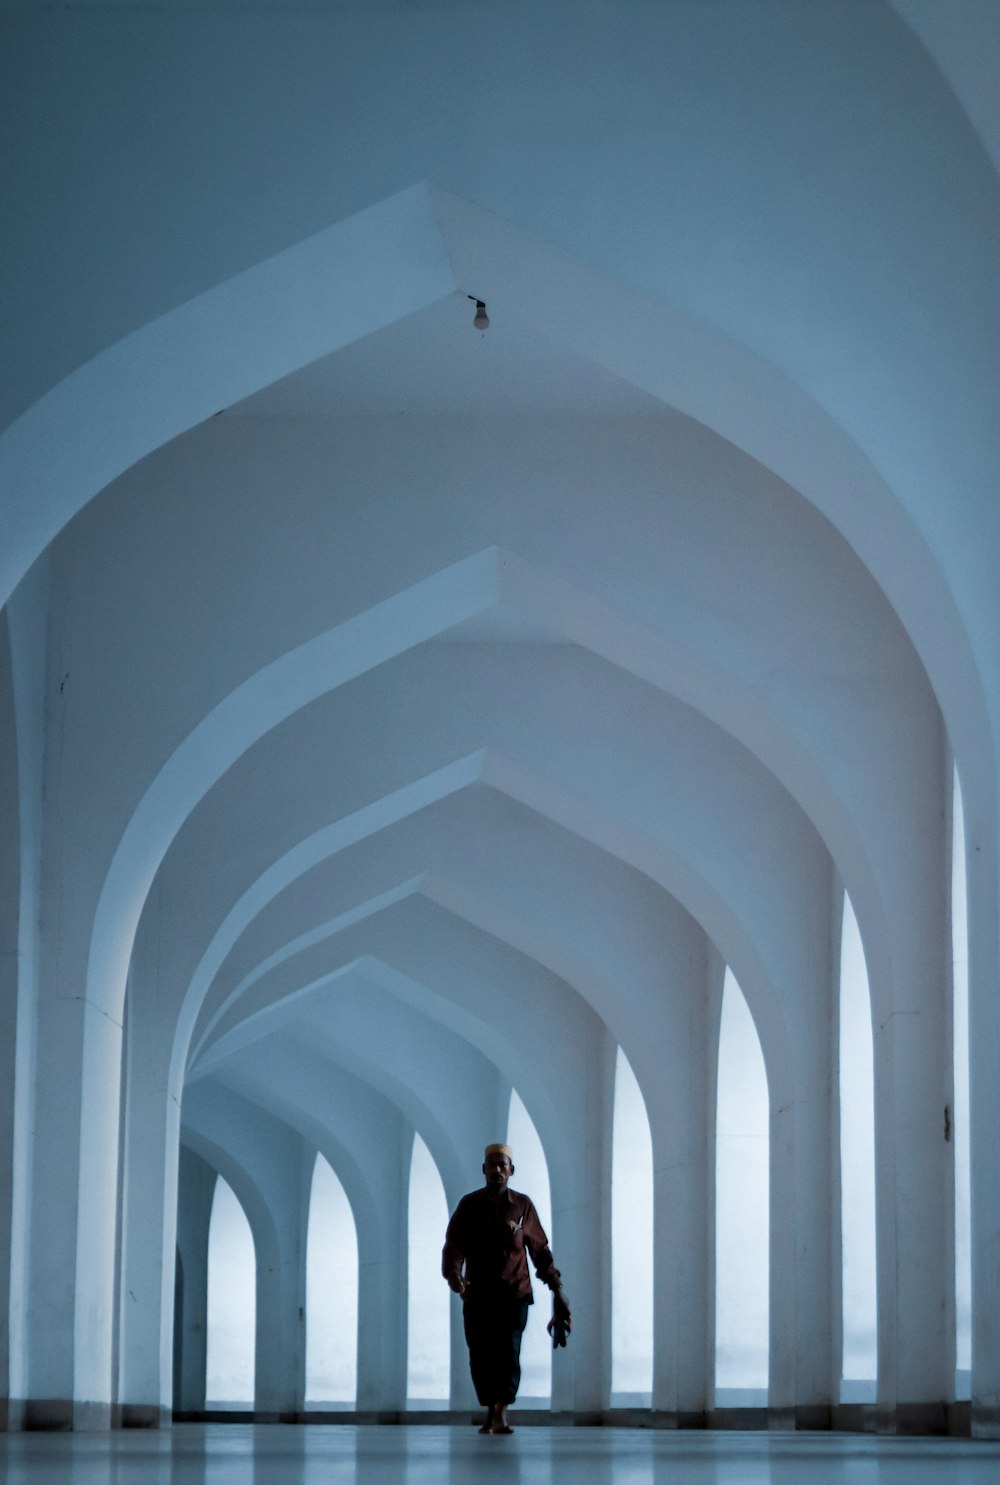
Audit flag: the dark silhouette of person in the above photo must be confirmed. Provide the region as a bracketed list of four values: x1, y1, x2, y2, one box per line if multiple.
[442, 1143, 571, 1434]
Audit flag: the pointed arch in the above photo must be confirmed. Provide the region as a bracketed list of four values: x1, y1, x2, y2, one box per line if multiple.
[715, 968, 769, 1400]
[406, 1132, 450, 1405]
[611, 1045, 653, 1402]
[305, 1152, 358, 1407]
[205, 1174, 255, 1407]
[839, 891, 877, 1397]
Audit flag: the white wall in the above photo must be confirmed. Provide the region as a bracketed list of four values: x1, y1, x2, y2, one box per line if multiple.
[1, 0, 996, 1435]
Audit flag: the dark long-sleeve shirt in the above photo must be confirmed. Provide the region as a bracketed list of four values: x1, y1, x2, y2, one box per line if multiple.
[442, 1186, 561, 1305]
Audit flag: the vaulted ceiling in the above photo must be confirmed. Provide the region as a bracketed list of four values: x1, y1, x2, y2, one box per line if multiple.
[3, 0, 1000, 1420]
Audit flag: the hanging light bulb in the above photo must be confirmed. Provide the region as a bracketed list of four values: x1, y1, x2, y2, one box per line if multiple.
[467, 295, 490, 332]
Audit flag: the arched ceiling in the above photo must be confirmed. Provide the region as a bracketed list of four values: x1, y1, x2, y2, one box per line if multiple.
[3, 1, 995, 1235]
[92, 365, 940, 1197]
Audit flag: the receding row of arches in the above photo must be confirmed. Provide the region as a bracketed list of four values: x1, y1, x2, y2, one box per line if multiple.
[182, 794, 971, 1415]
[2, 369, 978, 1431]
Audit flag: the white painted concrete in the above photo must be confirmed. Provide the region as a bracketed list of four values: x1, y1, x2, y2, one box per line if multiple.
[2, 0, 999, 1438]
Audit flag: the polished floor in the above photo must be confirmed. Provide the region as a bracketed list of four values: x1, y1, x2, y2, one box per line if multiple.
[2, 1426, 1000, 1484]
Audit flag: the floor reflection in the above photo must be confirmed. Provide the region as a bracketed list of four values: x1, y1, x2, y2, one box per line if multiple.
[2, 1425, 1000, 1484]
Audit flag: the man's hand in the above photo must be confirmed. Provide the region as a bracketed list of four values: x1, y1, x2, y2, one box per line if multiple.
[547, 1288, 572, 1348]
[448, 1275, 469, 1297]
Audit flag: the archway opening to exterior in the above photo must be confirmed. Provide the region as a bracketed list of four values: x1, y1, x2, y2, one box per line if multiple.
[715, 967, 769, 1404]
[953, 766, 971, 1398]
[839, 891, 877, 1402]
[305, 1152, 358, 1408]
[406, 1132, 450, 1406]
[205, 1173, 256, 1409]
[611, 1044, 654, 1404]
[506, 1088, 553, 1405]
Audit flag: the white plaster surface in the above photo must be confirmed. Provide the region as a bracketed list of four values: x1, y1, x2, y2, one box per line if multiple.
[4, 0, 1000, 1437]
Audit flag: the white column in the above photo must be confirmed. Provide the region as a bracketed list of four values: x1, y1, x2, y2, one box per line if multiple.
[0, 616, 20, 1431]
[631, 923, 720, 1420]
[253, 1186, 307, 1422]
[650, 949, 718, 1420]
[3, 560, 49, 1432]
[866, 768, 953, 1430]
[118, 988, 182, 1427]
[964, 775, 1000, 1437]
[12, 546, 123, 1430]
[174, 1148, 215, 1415]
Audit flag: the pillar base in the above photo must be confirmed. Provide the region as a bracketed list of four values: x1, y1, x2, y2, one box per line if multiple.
[21, 1399, 74, 1430]
[972, 1399, 1000, 1439]
[121, 1403, 171, 1428]
[5, 1399, 116, 1432]
[73, 1400, 113, 1431]
[794, 1406, 833, 1430]
[894, 1402, 949, 1436]
[168, 1405, 974, 1435]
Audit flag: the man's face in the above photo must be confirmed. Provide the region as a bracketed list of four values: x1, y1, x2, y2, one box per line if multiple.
[483, 1152, 513, 1191]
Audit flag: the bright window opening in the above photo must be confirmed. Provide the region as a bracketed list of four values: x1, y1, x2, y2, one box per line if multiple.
[611, 1045, 654, 1403]
[406, 1132, 450, 1405]
[305, 1152, 358, 1406]
[839, 891, 877, 1401]
[205, 1173, 256, 1408]
[506, 1088, 552, 1404]
[715, 967, 769, 1402]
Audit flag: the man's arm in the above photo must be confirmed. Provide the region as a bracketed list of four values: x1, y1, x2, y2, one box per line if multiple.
[521, 1200, 562, 1291]
[522, 1199, 572, 1345]
[442, 1205, 468, 1295]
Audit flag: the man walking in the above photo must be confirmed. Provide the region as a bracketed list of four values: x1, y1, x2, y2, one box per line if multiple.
[442, 1143, 571, 1434]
